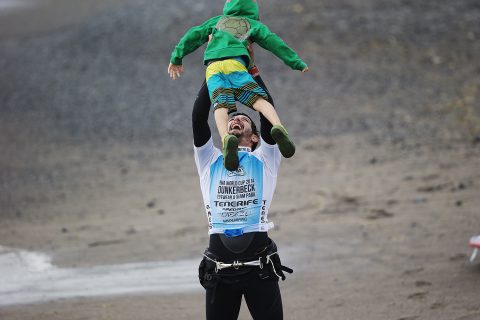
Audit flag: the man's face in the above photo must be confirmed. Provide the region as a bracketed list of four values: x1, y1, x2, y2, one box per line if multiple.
[228, 114, 253, 137]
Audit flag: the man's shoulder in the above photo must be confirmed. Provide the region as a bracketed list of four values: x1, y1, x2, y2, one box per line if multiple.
[194, 138, 221, 158]
[254, 139, 279, 152]
[253, 141, 280, 158]
[194, 138, 222, 174]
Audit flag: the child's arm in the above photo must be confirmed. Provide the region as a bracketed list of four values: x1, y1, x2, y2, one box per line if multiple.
[168, 16, 220, 79]
[250, 24, 308, 72]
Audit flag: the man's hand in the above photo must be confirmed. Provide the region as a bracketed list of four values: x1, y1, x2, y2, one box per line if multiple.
[301, 66, 309, 73]
[168, 63, 184, 80]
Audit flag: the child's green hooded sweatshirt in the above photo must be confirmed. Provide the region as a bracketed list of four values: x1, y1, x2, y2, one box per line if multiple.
[170, 0, 307, 71]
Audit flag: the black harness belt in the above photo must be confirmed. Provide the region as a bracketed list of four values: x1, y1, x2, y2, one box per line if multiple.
[198, 239, 293, 303]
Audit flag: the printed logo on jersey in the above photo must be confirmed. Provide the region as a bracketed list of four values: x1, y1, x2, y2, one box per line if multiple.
[227, 166, 246, 177]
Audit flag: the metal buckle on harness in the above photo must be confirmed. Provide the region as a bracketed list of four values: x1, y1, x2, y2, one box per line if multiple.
[203, 254, 263, 272]
[233, 261, 241, 269]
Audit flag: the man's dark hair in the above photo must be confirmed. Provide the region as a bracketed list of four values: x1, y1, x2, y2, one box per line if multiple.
[229, 112, 259, 150]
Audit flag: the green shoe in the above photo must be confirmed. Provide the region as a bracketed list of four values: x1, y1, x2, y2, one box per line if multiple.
[271, 125, 295, 158]
[222, 134, 239, 171]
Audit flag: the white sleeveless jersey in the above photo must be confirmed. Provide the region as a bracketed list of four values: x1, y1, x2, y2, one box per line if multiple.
[194, 138, 281, 235]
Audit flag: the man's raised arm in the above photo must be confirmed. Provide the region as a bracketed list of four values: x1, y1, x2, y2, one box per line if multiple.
[192, 81, 212, 147]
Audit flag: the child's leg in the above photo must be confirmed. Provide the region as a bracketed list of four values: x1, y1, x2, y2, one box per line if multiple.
[206, 60, 240, 170]
[214, 107, 229, 139]
[252, 98, 281, 126]
[252, 98, 296, 158]
[214, 106, 239, 171]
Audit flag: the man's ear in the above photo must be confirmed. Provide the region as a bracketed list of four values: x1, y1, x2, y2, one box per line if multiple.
[251, 134, 259, 144]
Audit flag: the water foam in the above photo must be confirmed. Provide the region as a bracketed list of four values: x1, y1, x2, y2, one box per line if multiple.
[0, 246, 200, 306]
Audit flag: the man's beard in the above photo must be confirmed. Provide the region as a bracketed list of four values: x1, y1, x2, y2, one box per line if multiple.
[231, 131, 242, 138]
[229, 129, 251, 139]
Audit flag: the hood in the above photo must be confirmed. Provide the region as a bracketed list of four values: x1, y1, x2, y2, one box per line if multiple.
[223, 0, 259, 20]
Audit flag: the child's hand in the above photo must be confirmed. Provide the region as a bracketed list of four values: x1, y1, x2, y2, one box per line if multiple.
[301, 66, 309, 73]
[168, 63, 184, 80]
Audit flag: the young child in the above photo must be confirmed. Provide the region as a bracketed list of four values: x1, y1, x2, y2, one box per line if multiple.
[168, 0, 309, 171]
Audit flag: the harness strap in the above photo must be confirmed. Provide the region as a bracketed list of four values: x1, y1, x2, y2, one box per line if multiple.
[266, 252, 282, 278]
[203, 252, 263, 271]
[203, 251, 284, 274]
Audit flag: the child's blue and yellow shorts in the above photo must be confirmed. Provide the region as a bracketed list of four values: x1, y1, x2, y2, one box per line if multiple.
[206, 57, 268, 112]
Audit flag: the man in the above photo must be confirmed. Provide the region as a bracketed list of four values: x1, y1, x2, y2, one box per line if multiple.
[193, 84, 292, 320]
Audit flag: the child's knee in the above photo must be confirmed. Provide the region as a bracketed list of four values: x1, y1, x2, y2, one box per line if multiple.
[214, 103, 237, 114]
[252, 97, 270, 111]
